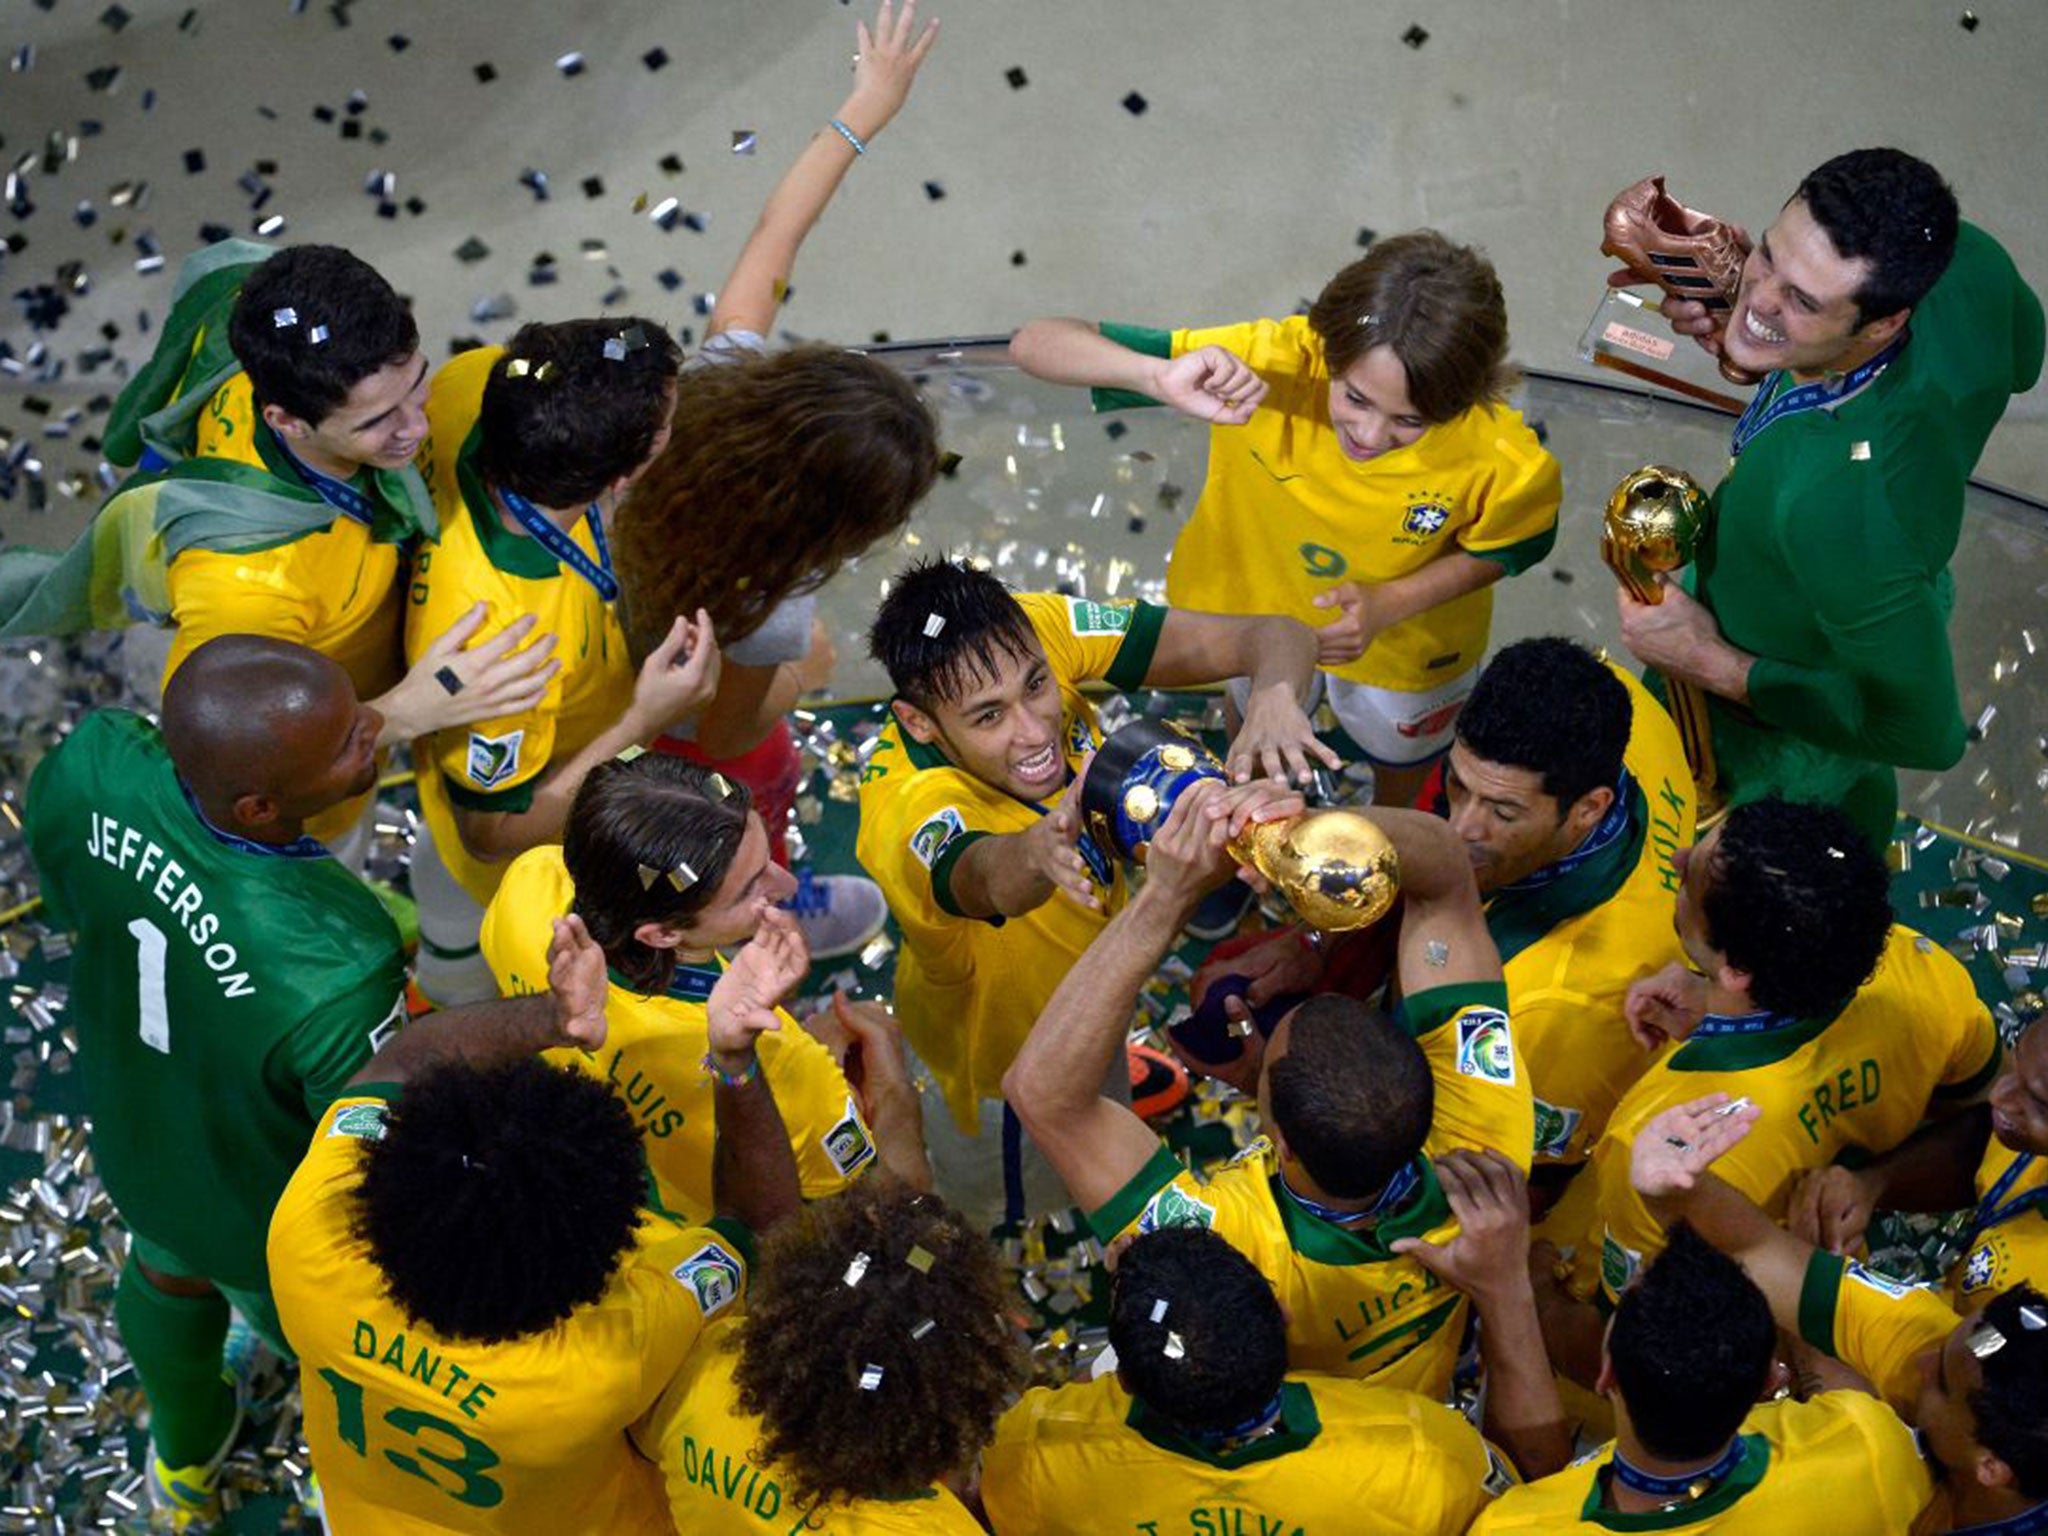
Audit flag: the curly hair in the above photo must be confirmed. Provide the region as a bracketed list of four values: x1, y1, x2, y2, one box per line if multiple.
[867, 557, 1038, 709]
[1267, 996, 1433, 1200]
[477, 317, 681, 508]
[1795, 148, 1958, 327]
[1609, 1223, 1776, 1460]
[1307, 230, 1513, 424]
[563, 754, 754, 995]
[1457, 638, 1632, 811]
[612, 345, 940, 659]
[731, 1179, 1024, 1510]
[353, 1059, 646, 1344]
[1701, 797, 1892, 1019]
[228, 244, 418, 425]
[1110, 1227, 1287, 1433]
[1973, 1283, 2048, 1499]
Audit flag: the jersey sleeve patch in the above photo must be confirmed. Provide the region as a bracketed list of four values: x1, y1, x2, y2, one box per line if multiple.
[327, 1102, 389, 1140]
[1532, 1099, 1584, 1159]
[1064, 596, 1135, 636]
[909, 806, 968, 869]
[1844, 1260, 1922, 1300]
[1482, 1442, 1519, 1497]
[671, 1241, 744, 1317]
[1600, 1230, 1643, 1299]
[1455, 1008, 1517, 1085]
[820, 1096, 877, 1178]
[1137, 1177, 1217, 1235]
[463, 728, 525, 790]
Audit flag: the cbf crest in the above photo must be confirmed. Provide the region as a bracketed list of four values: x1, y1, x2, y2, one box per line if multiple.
[1396, 491, 1455, 545]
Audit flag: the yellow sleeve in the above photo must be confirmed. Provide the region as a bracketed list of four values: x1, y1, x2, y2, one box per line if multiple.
[1017, 591, 1167, 695]
[1796, 1250, 1956, 1418]
[1402, 1397, 1516, 1536]
[478, 847, 574, 995]
[1594, 1151, 1665, 1310]
[1084, 1143, 1284, 1279]
[861, 760, 1004, 926]
[165, 543, 317, 680]
[1935, 977, 2003, 1101]
[1404, 984, 1536, 1173]
[625, 1221, 751, 1410]
[1453, 410, 1562, 575]
[761, 1023, 876, 1198]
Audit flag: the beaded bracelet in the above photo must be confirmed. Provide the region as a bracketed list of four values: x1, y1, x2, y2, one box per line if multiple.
[702, 1051, 762, 1088]
[828, 118, 867, 156]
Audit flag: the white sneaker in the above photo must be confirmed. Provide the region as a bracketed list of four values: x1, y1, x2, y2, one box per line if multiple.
[783, 871, 889, 960]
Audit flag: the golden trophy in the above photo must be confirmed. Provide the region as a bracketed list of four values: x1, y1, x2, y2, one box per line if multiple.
[1602, 466, 1720, 803]
[1079, 720, 1399, 932]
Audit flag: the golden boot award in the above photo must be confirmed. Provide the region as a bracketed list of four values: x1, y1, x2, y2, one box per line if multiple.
[1603, 466, 1721, 804]
[1078, 719, 1399, 933]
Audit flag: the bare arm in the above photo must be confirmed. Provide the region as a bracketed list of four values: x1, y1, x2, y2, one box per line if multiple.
[705, 909, 809, 1233]
[1138, 609, 1338, 786]
[943, 794, 1103, 921]
[1008, 318, 1266, 426]
[707, 0, 938, 339]
[1372, 807, 1502, 994]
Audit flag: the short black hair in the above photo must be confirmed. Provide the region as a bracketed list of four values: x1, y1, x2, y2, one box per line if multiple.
[1702, 798, 1891, 1019]
[1609, 1223, 1776, 1460]
[1456, 638, 1632, 811]
[354, 1059, 646, 1344]
[1795, 149, 1959, 328]
[868, 557, 1040, 711]
[1111, 1227, 1287, 1433]
[1267, 996, 1433, 1200]
[477, 318, 682, 508]
[1973, 1283, 2048, 1499]
[227, 244, 418, 426]
[564, 754, 754, 995]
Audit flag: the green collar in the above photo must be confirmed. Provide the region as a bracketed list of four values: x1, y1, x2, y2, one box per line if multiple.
[897, 722, 951, 773]
[1125, 1381, 1322, 1469]
[1270, 1156, 1449, 1265]
[1576, 1437, 1771, 1529]
[1483, 778, 1648, 963]
[1666, 1008, 1839, 1072]
[457, 421, 565, 579]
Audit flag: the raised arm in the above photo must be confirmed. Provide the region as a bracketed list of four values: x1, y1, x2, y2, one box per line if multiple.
[1371, 807, 1502, 994]
[707, 0, 938, 339]
[1136, 608, 1339, 786]
[1008, 318, 1266, 425]
[704, 908, 808, 1233]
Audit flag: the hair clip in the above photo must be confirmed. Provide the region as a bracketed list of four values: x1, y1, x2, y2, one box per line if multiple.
[504, 357, 559, 383]
[842, 1251, 871, 1288]
[922, 612, 947, 638]
[905, 1244, 936, 1274]
[636, 860, 699, 893]
[858, 1363, 885, 1391]
[602, 324, 652, 362]
[272, 306, 299, 328]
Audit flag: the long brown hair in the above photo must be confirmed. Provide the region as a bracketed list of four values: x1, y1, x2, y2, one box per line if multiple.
[612, 345, 940, 659]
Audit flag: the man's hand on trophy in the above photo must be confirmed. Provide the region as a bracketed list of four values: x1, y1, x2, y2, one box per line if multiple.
[1020, 797, 1104, 912]
[1229, 681, 1344, 787]
[1149, 345, 1268, 425]
[1143, 779, 1304, 912]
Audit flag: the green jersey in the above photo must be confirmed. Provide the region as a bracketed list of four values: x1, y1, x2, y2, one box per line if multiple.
[1663, 221, 2043, 843]
[24, 710, 406, 1291]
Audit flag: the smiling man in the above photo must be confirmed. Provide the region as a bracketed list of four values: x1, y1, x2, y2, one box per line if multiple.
[1616, 148, 2044, 846]
[857, 556, 1330, 1221]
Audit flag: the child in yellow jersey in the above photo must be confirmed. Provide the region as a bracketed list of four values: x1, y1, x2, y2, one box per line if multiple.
[982, 1225, 1516, 1536]
[1010, 231, 1561, 807]
[631, 1179, 1022, 1534]
[1006, 789, 1537, 1401]
[859, 557, 1329, 1222]
[271, 904, 807, 1536]
[481, 753, 908, 1221]
[406, 317, 720, 1002]
[1627, 1095, 2048, 1534]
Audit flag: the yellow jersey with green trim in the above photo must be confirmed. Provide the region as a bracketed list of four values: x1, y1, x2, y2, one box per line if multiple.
[1488, 665, 1694, 1169]
[1579, 926, 2002, 1307]
[166, 371, 407, 845]
[854, 591, 1165, 1131]
[270, 1090, 751, 1535]
[1103, 315, 1559, 693]
[1085, 983, 1533, 1394]
[981, 1372, 1512, 1536]
[1795, 1249, 1955, 1419]
[1470, 1392, 1933, 1535]
[630, 1315, 983, 1534]
[407, 346, 634, 905]
[1948, 1138, 2048, 1309]
[481, 846, 875, 1223]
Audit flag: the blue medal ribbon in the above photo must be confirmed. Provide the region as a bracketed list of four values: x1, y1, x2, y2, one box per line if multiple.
[178, 778, 330, 860]
[1279, 1157, 1421, 1226]
[1728, 329, 1909, 459]
[495, 484, 619, 602]
[271, 427, 382, 526]
[1972, 1153, 2048, 1236]
[1610, 1437, 1747, 1502]
[1951, 1497, 2048, 1536]
[1496, 769, 1635, 894]
[1691, 1007, 1804, 1040]
[665, 964, 720, 1004]
[1186, 1388, 1288, 1450]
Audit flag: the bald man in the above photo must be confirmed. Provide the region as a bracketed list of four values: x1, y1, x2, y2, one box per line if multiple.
[24, 635, 409, 1522]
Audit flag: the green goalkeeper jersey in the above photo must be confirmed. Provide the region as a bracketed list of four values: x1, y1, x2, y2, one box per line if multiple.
[24, 710, 406, 1291]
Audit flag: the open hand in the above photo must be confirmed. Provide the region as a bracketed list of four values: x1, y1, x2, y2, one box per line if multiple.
[1229, 683, 1343, 786]
[1629, 1094, 1760, 1202]
[706, 907, 808, 1066]
[1021, 795, 1103, 911]
[847, 0, 939, 127]
[379, 604, 561, 744]
[1390, 1149, 1532, 1307]
[546, 913, 610, 1051]
[631, 609, 722, 738]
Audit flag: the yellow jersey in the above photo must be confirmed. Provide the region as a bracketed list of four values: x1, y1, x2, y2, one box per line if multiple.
[1470, 1392, 1932, 1535]
[981, 1372, 1512, 1536]
[166, 371, 408, 845]
[269, 1091, 750, 1535]
[1795, 1249, 1955, 1419]
[482, 847, 875, 1223]
[1102, 315, 1559, 693]
[407, 346, 635, 905]
[855, 591, 1165, 1131]
[630, 1315, 983, 1535]
[1087, 983, 1533, 1395]
[1489, 665, 1694, 1168]
[1948, 1140, 2048, 1310]
[1580, 926, 2002, 1307]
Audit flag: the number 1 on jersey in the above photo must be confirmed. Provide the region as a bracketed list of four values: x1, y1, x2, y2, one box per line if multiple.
[127, 917, 170, 1054]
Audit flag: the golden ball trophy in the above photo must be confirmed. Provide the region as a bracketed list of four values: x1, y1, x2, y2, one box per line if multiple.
[1602, 465, 1721, 808]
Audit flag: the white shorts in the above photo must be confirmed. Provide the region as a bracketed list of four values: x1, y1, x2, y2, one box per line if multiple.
[1230, 670, 1473, 767]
